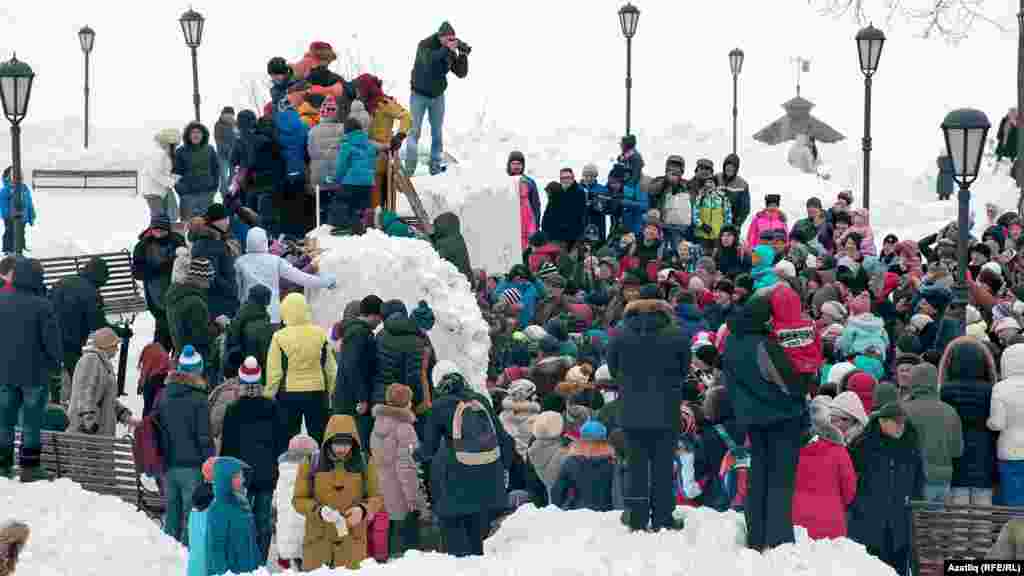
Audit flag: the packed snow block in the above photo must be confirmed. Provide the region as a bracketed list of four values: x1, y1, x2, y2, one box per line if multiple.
[399, 169, 523, 276]
[0, 477, 186, 575]
[305, 228, 491, 395]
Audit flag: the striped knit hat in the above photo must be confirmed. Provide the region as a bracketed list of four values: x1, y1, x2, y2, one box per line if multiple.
[501, 287, 523, 308]
[177, 345, 204, 374]
[187, 257, 215, 286]
[238, 356, 262, 396]
[536, 262, 559, 281]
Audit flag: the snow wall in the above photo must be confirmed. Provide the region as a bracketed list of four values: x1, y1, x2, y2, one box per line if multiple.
[305, 227, 491, 395]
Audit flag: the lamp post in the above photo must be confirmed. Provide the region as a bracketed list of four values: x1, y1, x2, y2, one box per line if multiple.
[941, 108, 991, 311]
[0, 54, 35, 255]
[729, 48, 744, 155]
[179, 8, 205, 122]
[1017, 0, 1024, 216]
[856, 24, 885, 211]
[79, 26, 95, 149]
[618, 3, 639, 136]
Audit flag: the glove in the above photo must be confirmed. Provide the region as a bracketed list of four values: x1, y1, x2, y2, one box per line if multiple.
[701, 224, 713, 235]
[319, 506, 342, 523]
[390, 133, 406, 153]
[322, 273, 337, 289]
[805, 254, 818, 269]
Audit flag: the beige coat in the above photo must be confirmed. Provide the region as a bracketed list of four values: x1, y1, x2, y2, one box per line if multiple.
[68, 347, 131, 436]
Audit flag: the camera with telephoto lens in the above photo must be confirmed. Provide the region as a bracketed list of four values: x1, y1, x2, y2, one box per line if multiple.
[457, 40, 472, 54]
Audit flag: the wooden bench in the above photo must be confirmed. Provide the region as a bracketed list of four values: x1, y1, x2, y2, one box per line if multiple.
[909, 500, 1024, 575]
[39, 250, 147, 395]
[14, 429, 166, 522]
[31, 169, 139, 195]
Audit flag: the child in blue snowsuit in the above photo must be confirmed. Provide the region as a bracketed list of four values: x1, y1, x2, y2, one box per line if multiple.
[187, 457, 217, 576]
[206, 457, 261, 576]
[0, 166, 36, 253]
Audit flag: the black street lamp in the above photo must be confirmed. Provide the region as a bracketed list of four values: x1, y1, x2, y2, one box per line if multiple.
[79, 26, 95, 149]
[941, 108, 990, 309]
[1016, 0, 1024, 215]
[618, 3, 639, 136]
[856, 23, 885, 212]
[179, 8, 205, 122]
[0, 54, 35, 255]
[729, 48, 744, 155]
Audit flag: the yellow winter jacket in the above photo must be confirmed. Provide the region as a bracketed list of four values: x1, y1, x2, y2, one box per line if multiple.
[367, 97, 412, 145]
[264, 293, 337, 398]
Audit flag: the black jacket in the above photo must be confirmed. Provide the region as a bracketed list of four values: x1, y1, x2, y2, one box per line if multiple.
[410, 34, 468, 98]
[541, 183, 587, 244]
[336, 318, 377, 413]
[132, 229, 187, 313]
[373, 315, 424, 406]
[189, 222, 239, 319]
[0, 258, 62, 390]
[606, 299, 689, 430]
[942, 372, 998, 488]
[551, 451, 615, 511]
[224, 301, 274, 377]
[220, 396, 288, 492]
[721, 298, 807, 429]
[847, 417, 925, 552]
[49, 258, 110, 357]
[156, 372, 214, 469]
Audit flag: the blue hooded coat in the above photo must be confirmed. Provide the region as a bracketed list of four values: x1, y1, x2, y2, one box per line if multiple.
[335, 129, 377, 187]
[0, 176, 36, 225]
[273, 104, 310, 178]
[751, 245, 779, 292]
[206, 457, 262, 576]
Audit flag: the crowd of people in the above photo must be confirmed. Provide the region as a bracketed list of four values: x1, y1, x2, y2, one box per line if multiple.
[7, 21, 1024, 576]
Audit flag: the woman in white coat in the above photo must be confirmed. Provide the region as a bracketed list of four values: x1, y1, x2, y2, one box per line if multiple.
[234, 226, 336, 325]
[144, 129, 181, 225]
[274, 434, 318, 570]
[989, 343, 1024, 506]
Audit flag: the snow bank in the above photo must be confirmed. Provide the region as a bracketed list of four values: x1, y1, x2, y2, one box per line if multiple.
[0, 477, 186, 576]
[305, 227, 490, 394]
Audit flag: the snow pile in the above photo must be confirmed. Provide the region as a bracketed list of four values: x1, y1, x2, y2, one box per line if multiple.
[0, 477, 186, 576]
[305, 227, 491, 394]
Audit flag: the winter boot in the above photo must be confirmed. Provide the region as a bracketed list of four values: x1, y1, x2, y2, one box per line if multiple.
[0, 446, 13, 479]
[388, 520, 403, 559]
[623, 497, 650, 532]
[17, 447, 46, 483]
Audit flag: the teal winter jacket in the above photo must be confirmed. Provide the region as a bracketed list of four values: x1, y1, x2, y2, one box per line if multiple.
[206, 457, 262, 576]
[335, 129, 377, 187]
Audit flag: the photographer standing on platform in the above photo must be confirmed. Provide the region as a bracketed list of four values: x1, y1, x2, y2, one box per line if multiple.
[404, 22, 469, 177]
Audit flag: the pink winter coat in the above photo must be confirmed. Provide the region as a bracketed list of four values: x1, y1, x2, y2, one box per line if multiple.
[837, 209, 877, 257]
[520, 180, 538, 251]
[746, 209, 788, 249]
[370, 404, 420, 521]
[792, 433, 857, 539]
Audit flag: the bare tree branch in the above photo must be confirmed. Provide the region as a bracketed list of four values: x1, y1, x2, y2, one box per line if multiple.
[810, 0, 1007, 43]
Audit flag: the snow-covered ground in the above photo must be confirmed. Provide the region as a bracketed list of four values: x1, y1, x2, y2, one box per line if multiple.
[2, 475, 897, 576]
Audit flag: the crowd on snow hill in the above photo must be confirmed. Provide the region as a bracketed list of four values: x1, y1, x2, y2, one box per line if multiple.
[10, 22, 1024, 576]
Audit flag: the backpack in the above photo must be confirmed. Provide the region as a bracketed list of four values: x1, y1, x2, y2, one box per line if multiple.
[713, 424, 749, 510]
[133, 389, 166, 476]
[451, 396, 501, 466]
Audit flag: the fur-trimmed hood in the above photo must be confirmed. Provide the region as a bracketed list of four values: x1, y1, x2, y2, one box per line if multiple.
[501, 398, 541, 415]
[568, 440, 615, 460]
[531, 411, 564, 439]
[623, 298, 676, 335]
[371, 403, 416, 423]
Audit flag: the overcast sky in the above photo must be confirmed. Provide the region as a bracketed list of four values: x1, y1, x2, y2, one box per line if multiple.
[0, 0, 1017, 172]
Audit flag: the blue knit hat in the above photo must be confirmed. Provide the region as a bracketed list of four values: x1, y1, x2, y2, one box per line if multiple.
[412, 300, 435, 332]
[580, 419, 608, 441]
[177, 345, 204, 374]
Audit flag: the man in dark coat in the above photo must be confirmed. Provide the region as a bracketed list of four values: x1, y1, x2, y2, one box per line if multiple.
[541, 169, 587, 248]
[132, 214, 187, 352]
[431, 212, 472, 282]
[0, 258, 62, 477]
[413, 371, 512, 557]
[173, 121, 220, 220]
[220, 357, 287, 561]
[336, 295, 384, 448]
[716, 153, 750, 230]
[224, 284, 275, 379]
[156, 346, 215, 544]
[373, 301, 424, 406]
[234, 115, 282, 228]
[606, 288, 689, 531]
[189, 203, 239, 320]
[404, 21, 469, 176]
[721, 294, 807, 551]
[49, 256, 129, 404]
[848, 403, 925, 576]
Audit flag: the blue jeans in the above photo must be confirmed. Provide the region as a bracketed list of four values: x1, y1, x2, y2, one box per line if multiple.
[164, 466, 202, 545]
[248, 490, 273, 562]
[0, 384, 47, 465]
[1000, 460, 1024, 506]
[923, 480, 950, 504]
[404, 92, 445, 175]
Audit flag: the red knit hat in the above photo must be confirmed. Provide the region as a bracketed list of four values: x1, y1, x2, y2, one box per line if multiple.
[845, 371, 877, 414]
